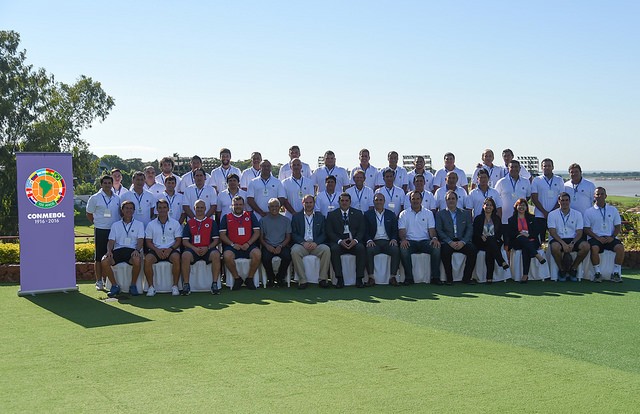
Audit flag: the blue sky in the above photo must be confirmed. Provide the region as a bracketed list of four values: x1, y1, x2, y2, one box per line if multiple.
[2, 1, 638, 172]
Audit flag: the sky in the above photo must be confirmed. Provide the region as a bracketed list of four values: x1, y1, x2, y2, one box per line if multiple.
[2, 1, 639, 173]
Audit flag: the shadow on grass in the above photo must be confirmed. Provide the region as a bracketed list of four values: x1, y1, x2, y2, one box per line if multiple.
[24, 291, 151, 328]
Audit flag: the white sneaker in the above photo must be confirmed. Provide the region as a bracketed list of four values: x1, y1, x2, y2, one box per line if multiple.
[171, 285, 180, 296]
[95, 280, 104, 291]
[146, 286, 156, 297]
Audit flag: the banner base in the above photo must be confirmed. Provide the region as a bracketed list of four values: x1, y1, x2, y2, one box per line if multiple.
[18, 286, 79, 297]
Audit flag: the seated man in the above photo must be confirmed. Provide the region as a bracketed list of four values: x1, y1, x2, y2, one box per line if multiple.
[374, 168, 404, 216]
[436, 190, 477, 285]
[220, 195, 262, 290]
[547, 192, 590, 281]
[364, 193, 401, 286]
[326, 192, 367, 288]
[291, 195, 332, 289]
[398, 191, 441, 285]
[583, 187, 625, 283]
[143, 199, 182, 296]
[346, 169, 374, 213]
[181, 200, 222, 295]
[101, 201, 145, 297]
[260, 198, 292, 287]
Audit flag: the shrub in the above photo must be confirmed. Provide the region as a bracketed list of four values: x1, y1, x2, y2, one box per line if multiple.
[0, 243, 97, 264]
[75, 243, 95, 262]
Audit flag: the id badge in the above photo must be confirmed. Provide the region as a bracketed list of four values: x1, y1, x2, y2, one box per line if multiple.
[602, 222, 607, 229]
[263, 189, 268, 196]
[328, 205, 335, 211]
[103, 210, 111, 218]
[238, 227, 246, 236]
[388, 203, 395, 210]
[194, 235, 201, 244]
[511, 192, 516, 198]
[162, 236, 167, 243]
[298, 191, 304, 198]
[343, 225, 350, 234]
[124, 237, 132, 245]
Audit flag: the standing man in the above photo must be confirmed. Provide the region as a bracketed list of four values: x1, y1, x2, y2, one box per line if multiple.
[403, 174, 437, 213]
[181, 200, 222, 295]
[501, 149, 531, 181]
[364, 193, 401, 286]
[240, 152, 262, 191]
[326, 192, 367, 288]
[434, 171, 467, 211]
[282, 158, 315, 218]
[143, 199, 182, 296]
[156, 156, 182, 189]
[220, 196, 262, 290]
[183, 168, 218, 219]
[465, 168, 502, 218]
[350, 148, 378, 190]
[121, 171, 155, 228]
[86, 174, 121, 290]
[531, 158, 564, 242]
[312, 150, 350, 193]
[209, 148, 242, 193]
[433, 152, 468, 193]
[158, 175, 186, 224]
[247, 159, 286, 220]
[101, 201, 145, 297]
[217, 173, 249, 218]
[375, 168, 404, 216]
[140, 165, 165, 197]
[346, 169, 374, 213]
[179, 155, 210, 193]
[564, 163, 597, 216]
[547, 192, 590, 281]
[290, 195, 332, 289]
[260, 198, 292, 287]
[278, 145, 312, 181]
[583, 187, 625, 283]
[315, 175, 341, 217]
[495, 160, 531, 224]
[407, 156, 434, 192]
[110, 168, 128, 197]
[398, 191, 441, 285]
[375, 151, 408, 192]
[471, 149, 502, 189]
[436, 190, 477, 285]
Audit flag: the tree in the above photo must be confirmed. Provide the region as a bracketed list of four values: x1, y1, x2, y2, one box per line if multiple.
[0, 30, 115, 235]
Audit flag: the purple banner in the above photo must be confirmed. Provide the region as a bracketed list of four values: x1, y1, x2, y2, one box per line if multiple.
[16, 153, 77, 295]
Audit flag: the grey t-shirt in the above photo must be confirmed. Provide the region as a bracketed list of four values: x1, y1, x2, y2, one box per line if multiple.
[260, 214, 291, 246]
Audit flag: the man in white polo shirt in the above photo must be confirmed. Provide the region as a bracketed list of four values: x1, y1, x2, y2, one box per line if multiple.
[531, 158, 564, 242]
[157, 175, 186, 224]
[240, 152, 262, 191]
[465, 168, 501, 218]
[312, 150, 350, 193]
[179, 155, 210, 194]
[183, 168, 218, 219]
[495, 160, 531, 224]
[403, 174, 437, 213]
[433, 152, 468, 193]
[282, 158, 315, 218]
[217, 173, 249, 218]
[398, 191, 442, 285]
[208, 148, 242, 193]
[121, 171, 155, 228]
[156, 156, 182, 189]
[138, 165, 165, 198]
[143, 199, 183, 296]
[346, 169, 374, 213]
[471, 149, 502, 189]
[375, 151, 408, 192]
[501, 149, 531, 181]
[434, 171, 467, 212]
[547, 192, 590, 281]
[375, 168, 404, 216]
[350, 148, 378, 190]
[564, 163, 596, 216]
[407, 156, 434, 192]
[278, 145, 312, 181]
[315, 175, 341, 217]
[247, 159, 286, 221]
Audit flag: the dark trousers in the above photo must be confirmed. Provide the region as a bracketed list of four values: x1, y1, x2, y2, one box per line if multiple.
[511, 236, 540, 275]
[534, 217, 547, 244]
[476, 236, 506, 277]
[441, 242, 477, 282]
[399, 240, 441, 281]
[329, 242, 366, 279]
[261, 246, 292, 282]
[366, 239, 400, 276]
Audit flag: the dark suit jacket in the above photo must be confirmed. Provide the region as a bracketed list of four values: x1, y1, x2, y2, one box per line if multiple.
[472, 213, 504, 246]
[364, 208, 398, 243]
[326, 207, 366, 244]
[436, 208, 473, 244]
[506, 213, 540, 247]
[291, 211, 326, 245]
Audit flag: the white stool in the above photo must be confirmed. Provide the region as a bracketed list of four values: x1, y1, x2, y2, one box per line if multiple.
[473, 250, 511, 283]
[293, 255, 321, 284]
[330, 255, 357, 286]
[439, 252, 467, 282]
[509, 249, 550, 281]
[106, 262, 145, 293]
[370, 254, 391, 285]
[398, 253, 432, 284]
[268, 256, 291, 287]
[225, 258, 265, 289]
[584, 251, 617, 281]
[151, 261, 174, 293]
[189, 260, 221, 292]
[546, 250, 588, 281]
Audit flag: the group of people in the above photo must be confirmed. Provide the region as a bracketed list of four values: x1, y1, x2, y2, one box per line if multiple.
[85, 146, 626, 297]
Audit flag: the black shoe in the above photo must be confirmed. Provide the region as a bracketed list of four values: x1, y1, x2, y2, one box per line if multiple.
[431, 279, 443, 285]
[297, 283, 308, 290]
[335, 278, 344, 289]
[211, 282, 220, 295]
[232, 278, 243, 290]
[356, 278, 365, 288]
[319, 280, 330, 288]
[389, 277, 399, 286]
[445, 280, 453, 286]
[276, 277, 287, 287]
[266, 279, 275, 288]
[245, 279, 257, 290]
[403, 278, 414, 286]
[463, 279, 476, 285]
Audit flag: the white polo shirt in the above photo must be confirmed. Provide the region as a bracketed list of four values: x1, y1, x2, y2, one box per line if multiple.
[216, 189, 249, 217]
[282, 176, 315, 217]
[145, 217, 182, 249]
[208, 165, 242, 192]
[398, 207, 436, 241]
[531, 175, 564, 218]
[108, 219, 145, 250]
[349, 164, 378, 189]
[502, 165, 531, 181]
[547, 208, 583, 240]
[247, 175, 286, 214]
[375, 185, 405, 216]
[183, 184, 218, 215]
[433, 166, 467, 189]
[346, 185, 374, 213]
[375, 166, 409, 189]
[178, 171, 211, 193]
[312, 165, 350, 193]
[279, 161, 312, 182]
[86, 190, 121, 230]
[133, 182, 165, 198]
[495, 175, 532, 224]
[121, 189, 156, 228]
[564, 178, 596, 215]
[464, 186, 502, 218]
[112, 184, 128, 197]
[240, 167, 261, 189]
[434, 186, 468, 211]
[155, 191, 186, 223]
[315, 191, 340, 217]
[407, 170, 434, 192]
[471, 164, 502, 188]
[584, 203, 621, 238]
[403, 190, 437, 212]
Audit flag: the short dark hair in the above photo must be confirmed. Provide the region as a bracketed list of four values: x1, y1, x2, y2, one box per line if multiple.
[100, 175, 113, 185]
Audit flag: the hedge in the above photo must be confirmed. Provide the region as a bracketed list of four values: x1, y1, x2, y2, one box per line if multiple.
[0, 243, 95, 264]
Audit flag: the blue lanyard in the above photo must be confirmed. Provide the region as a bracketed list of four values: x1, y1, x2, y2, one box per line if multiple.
[561, 211, 570, 228]
[326, 192, 336, 205]
[165, 193, 175, 210]
[600, 206, 607, 222]
[159, 218, 168, 236]
[122, 220, 134, 236]
[385, 186, 395, 201]
[195, 186, 204, 200]
[544, 176, 554, 190]
[376, 211, 384, 226]
[293, 177, 304, 191]
[354, 187, 364, 204]
[221, 167, 231, 181]
[101, 193, 113, 207]
[251, 168, 260, 178]
[261, 177, 271, 191]
[305, 215, 313, 227]
[325, 166, 335, 176]
[509, 176, 518, 193]
[134, 191, 144, 209]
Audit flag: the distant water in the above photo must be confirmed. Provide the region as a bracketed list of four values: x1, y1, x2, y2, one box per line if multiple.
[592, 179, 640, 197]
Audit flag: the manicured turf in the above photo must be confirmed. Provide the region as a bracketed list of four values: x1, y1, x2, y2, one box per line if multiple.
[1, 273, 639, 412]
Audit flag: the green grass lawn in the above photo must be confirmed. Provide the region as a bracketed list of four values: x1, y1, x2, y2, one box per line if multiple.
[1, 273, 639, 413]
[608, 195, 640, 210]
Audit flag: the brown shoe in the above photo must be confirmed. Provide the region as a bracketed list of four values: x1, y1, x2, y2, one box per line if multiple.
[366, 278, 375, 287]
[389, 277, 399, 286]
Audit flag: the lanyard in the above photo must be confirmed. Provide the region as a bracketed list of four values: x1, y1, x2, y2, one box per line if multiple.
[134, 191, 144, 209]
[509, 176, 518, 193]
[113, 186, 122, 196]
[326, 192, 336, 205]
[293, 177, 304, 191]
[376, 211, 384, 226]
[194, 218, 205, 235]
[354, 187, 364, 204]
[385, 186, 395, 202]
[261, 177, 271, 191]
[305, 214, 313, 227]
[101, 193, 113, 207]
[195, 186, 204, 200]
[165, 193, 175, 210]
[122, 220, 134, 236]
[543, 175, 554, 190]
[221, 167, 231, 181]
[251, 168, 260, 178]
[561, 211, 570, 228]
[572, 179, 581, 195]
[600, 206, 607, 222]
[159, 218, 168, 236]
[325, 166, 335, 177]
